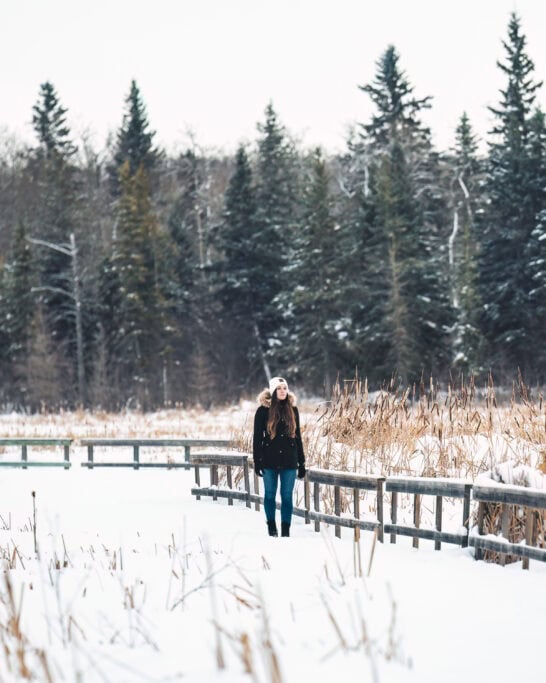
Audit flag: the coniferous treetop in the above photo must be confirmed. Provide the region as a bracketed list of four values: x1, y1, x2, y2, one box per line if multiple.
[489, 12, 542, 139]
[114, 80, 161, 177]
[32, 82, 77, 159]
[359, 45, 432, 145]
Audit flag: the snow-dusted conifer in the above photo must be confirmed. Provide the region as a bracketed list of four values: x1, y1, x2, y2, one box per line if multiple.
[450, 113, 485, 373]
[278, 148, 349, 395]
[355, 46, 453, 381]
[479, 13, 545, 377]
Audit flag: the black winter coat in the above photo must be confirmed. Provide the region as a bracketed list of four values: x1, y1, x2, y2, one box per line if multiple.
[253, 397, 305, 471]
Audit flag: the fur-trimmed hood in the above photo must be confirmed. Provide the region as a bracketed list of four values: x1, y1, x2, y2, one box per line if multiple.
[258, 389, 297, 408]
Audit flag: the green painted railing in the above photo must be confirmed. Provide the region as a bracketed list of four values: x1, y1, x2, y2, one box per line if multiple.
[0, 438, 72, 469]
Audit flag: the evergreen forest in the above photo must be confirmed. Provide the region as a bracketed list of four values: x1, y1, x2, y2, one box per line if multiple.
[1, 13, 545, 409]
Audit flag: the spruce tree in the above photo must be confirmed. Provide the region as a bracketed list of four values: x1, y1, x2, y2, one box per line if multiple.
[524, 108, 546, 374]
[252, 102, 299, 377]
[165, 149, 218, 404]
[100, 162, 165, 406]
[450, 113, 485, 373]
[280, 148, 349, 394]
[2, 222, 35, 357]
[479, 13, 545, 377]
[29, 82, 81, 399]
[110, 80, 161, 192]
[215, 145, 261, 387]
[32, 82, 77, 160]
[0, 222, 36, 404]
[355, 46, 452, 382]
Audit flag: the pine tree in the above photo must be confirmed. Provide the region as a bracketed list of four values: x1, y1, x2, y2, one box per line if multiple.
[524, 108, 546, 374]
[450, 113, 485, 373]
[253, 102, 300, 378]
[32, 82, 77, 160]
[1, 222, 35, 360]
[110, 80, 161, 192]
[165, 149, 218, 404]
[215, 145, 262, 386]
[100, 162, 165, 406]
[0, 221, 36, 405]
[480, 13, 545, 377]
[355, 46, 452, 382]
[280, 148, 349, 394]
[28, 82, 81, 400]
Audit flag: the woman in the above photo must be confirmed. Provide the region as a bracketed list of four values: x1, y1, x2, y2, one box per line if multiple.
[253, 376, 306, 537]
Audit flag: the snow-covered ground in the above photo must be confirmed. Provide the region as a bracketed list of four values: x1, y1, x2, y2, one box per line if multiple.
[0, 403, 544, 681]
[0, 463, 545, 683]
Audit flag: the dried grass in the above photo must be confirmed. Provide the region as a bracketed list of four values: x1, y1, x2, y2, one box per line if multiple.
[303, 373, 545, 479]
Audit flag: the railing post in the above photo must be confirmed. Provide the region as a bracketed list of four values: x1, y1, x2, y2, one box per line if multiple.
[500, 503, 510, 566]
[64, 443, 70, 470]
[88, 445, 94, 470]
[133, 445, 140, 470]
[226, 465, 233, 506]
[211, 465, 218, 501]
[304, 476, 310, 524]
[523, 509, 534, 570]
[413, 494, 421, 549]
[435, 495, 443, 551]
[334, 485, 341, 538]
[353, 488, 360, 542]
[195, 465, 201, 501]
[313, 482, 320, 532]
[184, 445, 191, 469]
[462, 484, 471, 548]
[243, 458, 251, 508]
[376, 479, 384, 543]
[390, 490, 398, 544]
[476, 501, 485, 561]
[22, 444, 27, 470]
[254, 471, 260, 511]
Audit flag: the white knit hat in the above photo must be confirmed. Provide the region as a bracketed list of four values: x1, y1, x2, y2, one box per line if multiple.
[269, 376, 288, 395]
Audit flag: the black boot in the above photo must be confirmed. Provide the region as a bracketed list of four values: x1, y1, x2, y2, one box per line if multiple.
[267, 520, 278, 537]
[281, 522, 290, 537]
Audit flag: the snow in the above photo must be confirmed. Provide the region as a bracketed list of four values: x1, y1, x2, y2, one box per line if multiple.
[1, 405, 545, 681]
[0, 462, 545, 682]
[477, 461, 545, 488]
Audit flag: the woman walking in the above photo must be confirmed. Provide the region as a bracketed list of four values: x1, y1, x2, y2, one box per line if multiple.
[253, 376, 306, 537]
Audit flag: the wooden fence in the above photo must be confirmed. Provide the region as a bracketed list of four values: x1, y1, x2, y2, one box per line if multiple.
[190, 453, 546, 570]
[304, 468, 385, 541]
[4, 439, 546, 570]
[80, 439, 232, 469]
[385, 476, 472, 549]
[470, 482, 546, 569]
[0, 438, 72, 469]
[189, 451, 251, 507]
[0, 438, 231, 471]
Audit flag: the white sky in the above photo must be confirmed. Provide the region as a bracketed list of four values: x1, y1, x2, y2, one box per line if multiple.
[1, 0, 545, 156]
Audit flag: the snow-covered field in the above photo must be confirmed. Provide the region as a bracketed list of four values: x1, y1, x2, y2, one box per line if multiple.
[0, 404, 545, 682]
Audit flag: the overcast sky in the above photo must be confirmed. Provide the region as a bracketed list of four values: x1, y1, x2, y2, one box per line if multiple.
[1, 0, 545, 156]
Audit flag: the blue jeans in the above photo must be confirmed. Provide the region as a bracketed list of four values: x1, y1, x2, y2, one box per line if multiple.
[262, 468, 297, 524]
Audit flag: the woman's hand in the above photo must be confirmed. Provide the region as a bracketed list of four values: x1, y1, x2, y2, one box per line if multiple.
[297, 464, 306, 479]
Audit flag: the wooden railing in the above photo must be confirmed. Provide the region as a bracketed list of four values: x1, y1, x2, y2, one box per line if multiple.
[304, 468, 385, 541]
[470, 482, 546, 569]
[4, 439, 546, 570]
[0, 438, 72, 469]
[385, 476, 472, 549]
[190, 452, 251, 507]
[80, 439, 232, 469]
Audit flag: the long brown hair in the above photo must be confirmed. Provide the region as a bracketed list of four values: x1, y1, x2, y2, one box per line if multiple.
[267, 391, 296, 439]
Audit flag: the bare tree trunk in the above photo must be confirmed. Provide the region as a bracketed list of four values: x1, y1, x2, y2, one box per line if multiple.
[253, 320, 271, 382]
[70, 233, 86, 406]
[27, 234, 86, 407]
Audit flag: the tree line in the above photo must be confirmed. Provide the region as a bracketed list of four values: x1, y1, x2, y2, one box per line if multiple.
[0, 12, 545, 410]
